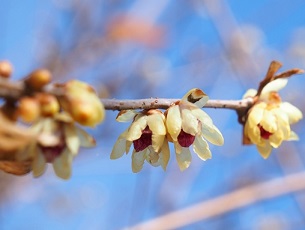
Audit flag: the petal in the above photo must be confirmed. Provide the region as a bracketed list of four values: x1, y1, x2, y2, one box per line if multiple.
[32, 148, 46, 178]
[174, 141, 182, 154]
[269, 132, 284, 148]
[181, 108, 199, 136]
[248, 105, 265, 128]
[256, 142, 272, 159]
[147, 113, 166, 135]
[175, 147, 192, 171]
[288, 131, 299, 141]
[110, 129, 128, 159]
[193, 135, 212, 161]
[242, 89, 257, 98]
[261, 78, 288, 95]
[189, 107, 213, 125]
[53, 148, 73, 180]
[279, 102, 303, 124]
[126, 115, 147, 141]
[182, 88, 209, 108]
[151, 134, 164, 152]
[116, 110, 138, 122]
[159, 141, 170, 171]
[132, 149, 146, 173]
[64, 124, 80, 155]
[245, 122, 263, 146]
[260, 110, 277, 133]
[166, 105, 182, 141]
[76, 126, 96, 147]
[201, 124, 224, 146]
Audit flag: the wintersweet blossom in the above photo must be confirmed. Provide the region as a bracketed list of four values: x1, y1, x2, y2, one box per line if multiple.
[244, 78, 303, 158]
[110, 109, 170, 172]
[165, 89, 224, 171]
[18, 112, 96, 179]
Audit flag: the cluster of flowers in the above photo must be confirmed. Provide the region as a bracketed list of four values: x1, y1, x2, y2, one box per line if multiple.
[0, 61, 105, 179]
[243, 61, 303, 158]
[111, 89, 224, 172]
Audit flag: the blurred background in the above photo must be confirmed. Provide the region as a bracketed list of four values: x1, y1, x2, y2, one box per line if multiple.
[1, 0, 305, 229]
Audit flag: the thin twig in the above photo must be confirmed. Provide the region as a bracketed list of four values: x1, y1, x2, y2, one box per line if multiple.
[129, 171, 305, 230]
[0, 78, 254, 111]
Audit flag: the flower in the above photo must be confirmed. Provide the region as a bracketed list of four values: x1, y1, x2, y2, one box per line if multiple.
[59, 80, 105, 127]
[165, 88, 224, 171]
[18, 112, 96, 179]
[244, 78, 303, 158]
[110, 109, 170, 172]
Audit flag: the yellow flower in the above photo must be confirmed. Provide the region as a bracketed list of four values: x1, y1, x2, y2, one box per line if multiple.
[110, 109, 170, 173]
[18, 112, 95, 179]
[244, 78, 303, 158]
[165, 89, 224, 171]
[59, 80, 105, 127]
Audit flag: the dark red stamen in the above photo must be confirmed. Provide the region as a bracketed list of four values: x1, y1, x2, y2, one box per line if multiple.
[133, 126, 152, 152]
[177, 130, 195, 147]
[258, 125, 273, 139]
[40, 142, 66, 163]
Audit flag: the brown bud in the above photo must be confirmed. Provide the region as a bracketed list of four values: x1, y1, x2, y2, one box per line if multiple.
[0, 60, 13, 78]
[36, 93, 59, 117]
[18, 97, 40, 123]
[26, 69, 52, 90]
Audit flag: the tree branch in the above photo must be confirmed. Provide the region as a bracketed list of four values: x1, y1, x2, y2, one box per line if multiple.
[0, 78, 254, 111]
[129, 171, 305, 230]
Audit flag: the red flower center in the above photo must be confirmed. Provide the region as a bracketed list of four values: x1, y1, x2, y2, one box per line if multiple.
[178, 129, 195, 147]
[40, 143, 66, 163]
[133, 126, 152, 152]
[258, 125, 273, 139]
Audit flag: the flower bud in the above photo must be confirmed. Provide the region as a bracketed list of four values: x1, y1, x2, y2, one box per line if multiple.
[61, 80, 105, 127]
[18, 97, 40, 123]
[26, 69, 52, 90]
[0, 61, 13, 78]
[36, 93, 60, 117]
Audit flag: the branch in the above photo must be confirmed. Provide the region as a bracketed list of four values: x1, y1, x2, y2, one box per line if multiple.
[129, 171, 305, 230]
[0, 78, 253, 111]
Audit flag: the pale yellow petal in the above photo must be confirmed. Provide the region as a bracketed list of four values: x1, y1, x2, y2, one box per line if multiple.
[64, 124, 80, 155]
[110, 129, 128, 159]
[190, 107, 213, 125]
[53, 148, 73, 180]
[256, 142, 272, 159]
[151, 134, 164, 152]
[260, 110, 277, 133]
[288, 131, 299, 141]
[76, 126, 96, 147]
[242, 88, 257, 98]
[261, 78, 288, 95]
[182, 88, 209, 108]
[146, 149, 160, 166]
[245, 122, 263, 146]
[176, 147, 192, 171]
[181, 108, 199, 136]
[159, 141, 170, 171]
[269, 132, 283, 148]
[193, 135, 212, 161]
[116, 110, 138, 122]
[201, 124, 224, 146]
[131, 149, 146, 173]
[166, 105, 182, 141]
[174, 141, 182, 154]
[147, 113, 166, 135]
[248, 105, 265, 128]
[32, 148, 46, 178]
[279, 102, 303, 124]
[126, 115, 147, 141]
